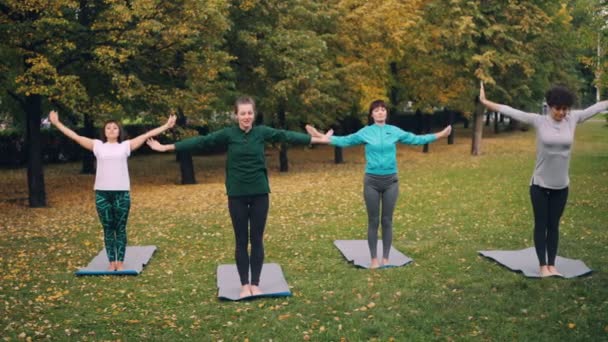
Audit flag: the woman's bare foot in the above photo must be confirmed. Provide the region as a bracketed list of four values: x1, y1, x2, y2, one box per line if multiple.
[239, 285, 252, 299]
[370, 258, 380, 269]
[539, 265, 552, 277]
[382, 258, 390, 267]
[250, 285, 263, 296]
[107, 261, 116, 271]
[547, 265, 563, 277]
[115, 261, 125, 271]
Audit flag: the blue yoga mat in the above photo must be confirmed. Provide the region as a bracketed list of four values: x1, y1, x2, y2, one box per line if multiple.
[217, 263, 292, 301]
[334, 240, 413, 269]
[75, 245, 157, 276]
[479, 247, 592, 278]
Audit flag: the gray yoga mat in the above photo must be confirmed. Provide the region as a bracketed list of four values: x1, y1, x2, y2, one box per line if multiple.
[334, 240, 413, 269]
[217, 263, 292, 301]
[479, 247, 592, 278]
[75, 245, 157, 276]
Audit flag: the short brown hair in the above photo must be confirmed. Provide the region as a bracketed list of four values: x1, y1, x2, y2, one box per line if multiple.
[368, 99, 388, 124]
[234, 96, 256, 114]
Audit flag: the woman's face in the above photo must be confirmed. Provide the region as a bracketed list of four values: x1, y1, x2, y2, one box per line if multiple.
[549, 105, 569, 122]
[104, 122, 120, 142]
[371, 106, 387, 124]
[236, 104, 255, 131]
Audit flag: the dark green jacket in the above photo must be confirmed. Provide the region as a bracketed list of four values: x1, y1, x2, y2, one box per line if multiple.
[175, 125, 311, 196]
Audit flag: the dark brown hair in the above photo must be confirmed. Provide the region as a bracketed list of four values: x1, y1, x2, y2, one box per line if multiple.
[368, 99, 388, 124]
[100, 120, 124, 143]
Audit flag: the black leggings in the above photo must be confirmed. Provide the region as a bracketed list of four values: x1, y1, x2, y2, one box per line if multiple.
[530, 185, 569, 266]
[228, 194, 269, 286]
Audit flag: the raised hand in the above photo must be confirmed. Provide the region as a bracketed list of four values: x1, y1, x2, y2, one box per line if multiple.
[146, 138, 164, 151]
[165, 114, 177, 129]
[479, 81, 486, 102]
[441, 125, 452, 138]
[49, 110, 59, 125]
[478, 81, 500, 111]
[305, 124, 324, 138]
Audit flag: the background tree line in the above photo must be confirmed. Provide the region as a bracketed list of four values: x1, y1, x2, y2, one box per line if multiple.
[1, 0, 606, 207]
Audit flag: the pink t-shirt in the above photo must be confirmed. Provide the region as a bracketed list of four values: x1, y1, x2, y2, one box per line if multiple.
[93, 140, 131, 190]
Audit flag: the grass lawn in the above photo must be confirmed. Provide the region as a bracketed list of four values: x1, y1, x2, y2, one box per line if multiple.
[1, 122, 607, 341]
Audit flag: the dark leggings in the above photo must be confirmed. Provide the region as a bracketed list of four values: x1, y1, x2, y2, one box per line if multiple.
[529, 185, 568, 266]
[363, 173, 399, 259]
[228, 194, 269, 286]
[95, 190, 131, 262]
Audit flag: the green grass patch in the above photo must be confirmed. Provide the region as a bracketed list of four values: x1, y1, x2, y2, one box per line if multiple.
[1, 123, 607, 340]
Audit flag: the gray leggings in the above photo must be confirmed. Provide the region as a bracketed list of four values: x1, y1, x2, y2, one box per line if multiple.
[363, 173, 399, 259]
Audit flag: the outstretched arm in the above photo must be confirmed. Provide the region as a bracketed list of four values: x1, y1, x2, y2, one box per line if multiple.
[130, 114, 176, 151]
[479, 82, 538, 125]
[148, 128, 229, 153]
[305, 125, 333, 144]
[146, 138, 175, 152]
[479, 82, 502, 112]
[397, 126, 451, 145]
[572, 100, 608, 123]
[49, 110, 95, 151]
[307, 124, 365, 147]
[435, 125, 452, 140]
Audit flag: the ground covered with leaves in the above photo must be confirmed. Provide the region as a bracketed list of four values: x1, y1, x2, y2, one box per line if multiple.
[1, 123, 607, 341]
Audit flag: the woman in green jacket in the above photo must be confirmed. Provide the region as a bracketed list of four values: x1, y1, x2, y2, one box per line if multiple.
[147, 96, 331, 298]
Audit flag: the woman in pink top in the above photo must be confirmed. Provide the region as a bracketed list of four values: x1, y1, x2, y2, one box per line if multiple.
[49, 110, 175, 271]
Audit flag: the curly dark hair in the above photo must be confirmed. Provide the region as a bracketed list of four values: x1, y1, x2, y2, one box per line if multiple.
[545, 85, 575, 108]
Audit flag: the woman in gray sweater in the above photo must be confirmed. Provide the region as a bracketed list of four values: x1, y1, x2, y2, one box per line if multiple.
[479, 82, 608, 277]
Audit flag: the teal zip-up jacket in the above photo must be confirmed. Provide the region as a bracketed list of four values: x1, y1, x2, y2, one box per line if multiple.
[330, 124, 436, 175]
[175, 125, 311, 196]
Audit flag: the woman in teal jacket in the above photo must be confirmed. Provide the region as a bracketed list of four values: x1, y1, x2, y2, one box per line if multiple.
[308, 100, 451, 268]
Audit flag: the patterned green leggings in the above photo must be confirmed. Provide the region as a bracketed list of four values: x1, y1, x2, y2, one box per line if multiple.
[95, 191, 131, 262]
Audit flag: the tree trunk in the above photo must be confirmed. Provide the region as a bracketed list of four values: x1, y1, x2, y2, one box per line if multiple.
[279, 143, 288, 172]
[471, 99, 485, 155]
[334, 146, 343, 164]
[25, 95, 46, 207]
[447, 111, 455, 145]
[177, 151, 196, 184]
[278, 105, 288, 172]
[176, 109, 196, 184]
[81, 113, 95, 174]
[422, 114, 431, 153]
[333, 126, 343, 163]
[485, 112, 491, 126]
[493, 111, 499, 134]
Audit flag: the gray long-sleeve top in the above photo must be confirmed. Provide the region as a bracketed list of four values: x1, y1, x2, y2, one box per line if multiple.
[497, 102, 608, 189]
